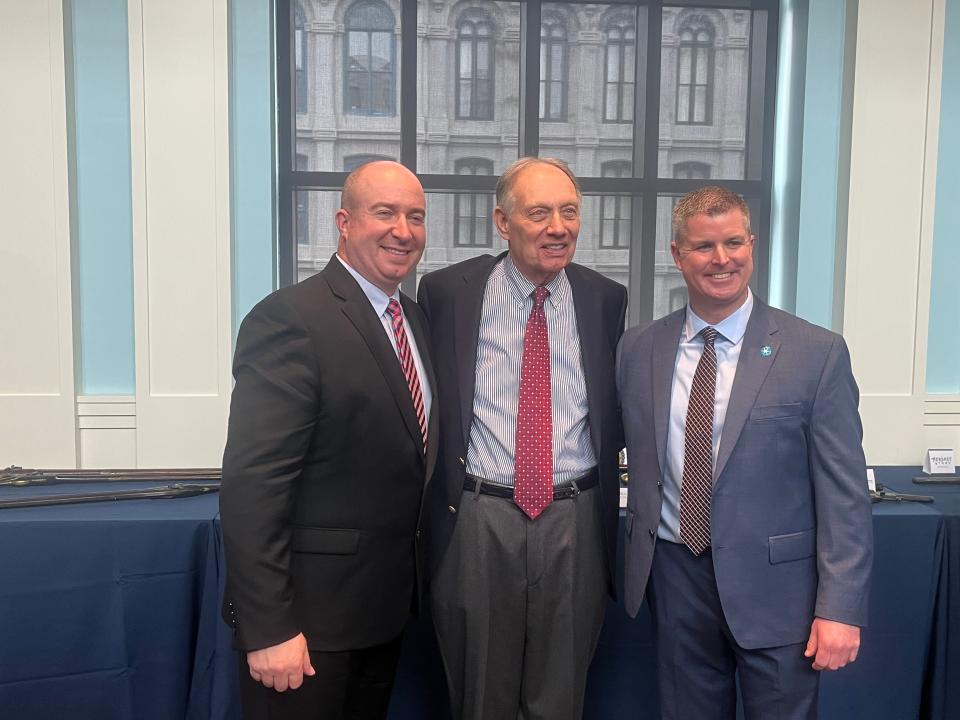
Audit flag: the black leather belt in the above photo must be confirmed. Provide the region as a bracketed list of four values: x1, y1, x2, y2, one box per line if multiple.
[464, 468, 598, 500]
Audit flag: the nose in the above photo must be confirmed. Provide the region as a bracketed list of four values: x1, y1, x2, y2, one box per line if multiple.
[392, 214, 412, 240]
[712, 244, 730, 264]
[546, 210, 565, 235]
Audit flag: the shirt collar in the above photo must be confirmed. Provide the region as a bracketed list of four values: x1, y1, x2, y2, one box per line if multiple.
[502, 253, 569, 309]
[336, 253, 400, 317]
[683, 288, 754, 345]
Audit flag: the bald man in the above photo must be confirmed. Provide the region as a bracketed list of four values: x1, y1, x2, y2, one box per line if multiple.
[220, 161, 437, 720]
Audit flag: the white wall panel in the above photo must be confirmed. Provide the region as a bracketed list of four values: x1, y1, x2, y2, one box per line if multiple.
[0, 1, 77, 467]
[129, 0, 232, 466]
[845, 0, 958, 463]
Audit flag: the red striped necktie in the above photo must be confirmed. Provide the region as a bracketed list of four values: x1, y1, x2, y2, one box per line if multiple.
[387, 299, 427, 451]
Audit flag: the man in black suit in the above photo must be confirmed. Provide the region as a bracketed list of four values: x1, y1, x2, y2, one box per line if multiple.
[220, 160, 437, 720]
[418, 157, 628, 719]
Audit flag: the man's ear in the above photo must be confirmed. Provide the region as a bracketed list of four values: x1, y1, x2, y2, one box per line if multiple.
[670, 240, 682, 269]
[493, 206, 510, 240]
[335, 208, 349, 238]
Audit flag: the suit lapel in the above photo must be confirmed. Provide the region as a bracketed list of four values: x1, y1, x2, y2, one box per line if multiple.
[401, 294, 438, 478]
[567, 265, 603, 455]
[652, 311, 685, 476]
[714, 300, 780, 482]
[455, 254, 501, 444]
[323, 257, 425, 460]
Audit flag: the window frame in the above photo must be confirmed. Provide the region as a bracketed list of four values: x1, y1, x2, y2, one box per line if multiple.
[456, 9, 496, 121]
[539, 11, 568, 122]
[675, 14, 715, 125]
[277, 0, 780, 327]
[603, 10, 637, 124]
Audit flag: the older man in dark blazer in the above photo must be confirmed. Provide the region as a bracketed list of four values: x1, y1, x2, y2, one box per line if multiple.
[618, 185, 872, 719]
[220, 161, 437, 720]
[418, 157, 628, 720]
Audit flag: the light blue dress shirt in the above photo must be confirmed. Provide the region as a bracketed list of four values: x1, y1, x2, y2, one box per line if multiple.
[660, 290, 754, 542]
[335, 254, 432, 422]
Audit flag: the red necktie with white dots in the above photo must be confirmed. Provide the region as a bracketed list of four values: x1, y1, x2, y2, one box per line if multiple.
[514, 286, 552, 519]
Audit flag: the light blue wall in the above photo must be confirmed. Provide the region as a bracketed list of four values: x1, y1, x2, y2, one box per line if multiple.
[927, 0, 960, 394]
[68, 0, 136, 395]
[230, 0, 276, 339]
[794, 0, 853, 330]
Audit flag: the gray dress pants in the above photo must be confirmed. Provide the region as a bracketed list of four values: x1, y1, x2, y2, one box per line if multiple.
[430, 485, 608, 720]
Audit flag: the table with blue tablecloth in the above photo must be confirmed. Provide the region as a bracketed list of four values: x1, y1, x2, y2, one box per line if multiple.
[0, 467, 957, 719]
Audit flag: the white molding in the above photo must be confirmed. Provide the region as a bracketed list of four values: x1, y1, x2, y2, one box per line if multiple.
[0, 0, 78, 468]
[128, 0, 232, 467]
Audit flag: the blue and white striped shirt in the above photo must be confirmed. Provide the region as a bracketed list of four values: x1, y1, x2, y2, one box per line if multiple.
[466, 255, 595, 487]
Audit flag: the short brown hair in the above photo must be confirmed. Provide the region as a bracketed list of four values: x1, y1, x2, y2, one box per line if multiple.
[495, 157, 581, 215]
[672, 185, 751, 244]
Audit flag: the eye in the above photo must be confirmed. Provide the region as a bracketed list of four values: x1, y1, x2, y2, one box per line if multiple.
[408, 213, 425, 225]
[561, 206, 579, 220]
[528, 208, 549, 221]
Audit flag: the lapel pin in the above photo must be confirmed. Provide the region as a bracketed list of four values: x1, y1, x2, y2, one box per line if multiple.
[760, 345, 773, 358]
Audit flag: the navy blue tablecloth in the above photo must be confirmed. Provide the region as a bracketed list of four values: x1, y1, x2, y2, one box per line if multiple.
[0, 467, 957, 719]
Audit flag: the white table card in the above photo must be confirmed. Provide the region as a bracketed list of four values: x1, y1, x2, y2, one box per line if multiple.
[923, 448, 955, 475]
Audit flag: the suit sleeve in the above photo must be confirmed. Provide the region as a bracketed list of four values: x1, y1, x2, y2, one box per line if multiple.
[220, 294, 320, 651]
[809, 335, 873, 627]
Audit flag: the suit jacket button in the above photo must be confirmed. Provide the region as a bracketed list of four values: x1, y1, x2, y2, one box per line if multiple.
[458, 457, 465, 466]
[657, 480, 662, 488]
[415, 529, 421, 540]
[448, 505, 457, 514]
[648, 529, 655, 537]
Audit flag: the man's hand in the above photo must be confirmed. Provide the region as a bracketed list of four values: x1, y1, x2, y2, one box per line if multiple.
[247, 632, 316, 691]
[804, 618, 860, 671]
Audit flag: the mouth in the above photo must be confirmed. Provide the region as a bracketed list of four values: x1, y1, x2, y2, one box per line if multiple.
[708, 271, 734, 280]
[381, 246, 412, 257]
[541, 243, 568, 253]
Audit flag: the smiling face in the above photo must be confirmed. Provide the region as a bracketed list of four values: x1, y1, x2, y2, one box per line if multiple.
[671, 209, 755, 323]
[495, 163, 580, 286]
[335, 162, 426, 295]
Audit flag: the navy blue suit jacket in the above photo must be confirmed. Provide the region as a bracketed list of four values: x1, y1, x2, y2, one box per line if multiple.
[617, 299, 873, 648]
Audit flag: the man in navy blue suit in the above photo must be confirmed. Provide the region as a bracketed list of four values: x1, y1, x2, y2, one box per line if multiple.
[617, 185, 872, 719]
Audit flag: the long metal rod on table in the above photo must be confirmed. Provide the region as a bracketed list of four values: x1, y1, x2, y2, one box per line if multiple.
[1, 466, 221, 487]
[0, 483, 220, 509]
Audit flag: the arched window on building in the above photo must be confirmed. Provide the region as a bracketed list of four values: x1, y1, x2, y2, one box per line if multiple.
[344, 1, 396, 116]
[603, 12, 636, 123]
[295, 2, 307, 113]
[457, 10, 495, 120]
[454, 158, 494, 247]
[676, 15, 715, 124]
[600, 161, 632, 248]
[295, 154, 309, 245]
[540, 13, 567, 121]
[673, 161, 711, 179]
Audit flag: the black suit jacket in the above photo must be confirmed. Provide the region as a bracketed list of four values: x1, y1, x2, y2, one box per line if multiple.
[417, 252, 627, 596]
[220, 256, 438, 652]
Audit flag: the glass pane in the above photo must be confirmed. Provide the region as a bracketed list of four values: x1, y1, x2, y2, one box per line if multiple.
[418, 3, 520, 174]
[417, 192, 505, 288]
[577, 194, 631, 289]
[295, 190, 342, 283]
[295, 3, 400, 171]
[660, 7, 753, 178]
[540, 4, 643, 175]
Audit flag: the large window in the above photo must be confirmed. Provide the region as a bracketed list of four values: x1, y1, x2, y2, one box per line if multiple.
[540, 12, 567, 121]
[603, 11, 636, 123]
[676, 14, 715, 124]
[457, 9, 495, 120]
[279, 0, 779, 326]
[344, 1, 396, 116]
[454, 158, 494, 248]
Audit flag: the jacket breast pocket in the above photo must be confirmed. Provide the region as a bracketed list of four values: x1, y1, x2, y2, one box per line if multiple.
[768, 528, 815, 564]
[291, 526, 361, 555]
[750, 402, 803, 422]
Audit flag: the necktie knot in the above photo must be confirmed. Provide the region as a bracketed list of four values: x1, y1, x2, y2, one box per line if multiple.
[700, 326, 719, 347]
[532, 286, 550, 308]
[387, 298, 402, 319]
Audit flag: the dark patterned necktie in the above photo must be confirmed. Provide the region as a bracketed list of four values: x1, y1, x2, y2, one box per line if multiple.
[514, 286, 553, 519]
[680, 326, 719, 555]
[387, 299, 427, 451]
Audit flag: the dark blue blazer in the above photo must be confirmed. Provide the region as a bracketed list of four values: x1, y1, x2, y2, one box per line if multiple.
[617, 299, 873, 648]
